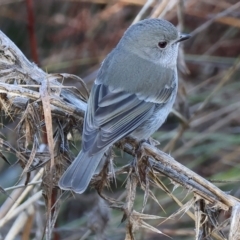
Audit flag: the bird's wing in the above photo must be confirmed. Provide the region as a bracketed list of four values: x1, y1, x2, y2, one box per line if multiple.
[82, 82, 174, 155]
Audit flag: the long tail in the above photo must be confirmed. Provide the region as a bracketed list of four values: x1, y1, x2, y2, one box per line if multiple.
[59, 150, 104, 194]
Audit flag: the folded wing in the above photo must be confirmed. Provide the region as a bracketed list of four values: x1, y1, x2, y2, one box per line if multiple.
[82, 82, 175, 155]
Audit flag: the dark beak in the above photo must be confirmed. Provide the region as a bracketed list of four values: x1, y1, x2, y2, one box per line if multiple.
[176, 33, 191, 43]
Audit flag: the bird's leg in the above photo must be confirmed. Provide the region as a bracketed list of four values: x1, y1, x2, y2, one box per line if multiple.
[134, 137, 159, 158]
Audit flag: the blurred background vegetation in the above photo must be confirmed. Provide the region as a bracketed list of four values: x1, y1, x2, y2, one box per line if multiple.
[0, 0, 240, 239]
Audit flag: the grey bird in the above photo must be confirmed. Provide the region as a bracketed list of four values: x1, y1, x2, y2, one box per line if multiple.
[59, 18, 190, 194]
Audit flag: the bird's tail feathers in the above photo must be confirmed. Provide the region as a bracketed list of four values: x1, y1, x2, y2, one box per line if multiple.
[59, 150, 104, 194]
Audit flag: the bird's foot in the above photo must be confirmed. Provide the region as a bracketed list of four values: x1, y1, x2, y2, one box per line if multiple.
[147, 137, 160, 146]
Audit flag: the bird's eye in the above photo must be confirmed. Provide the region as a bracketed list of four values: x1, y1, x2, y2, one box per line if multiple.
[158, 41, 167, 48]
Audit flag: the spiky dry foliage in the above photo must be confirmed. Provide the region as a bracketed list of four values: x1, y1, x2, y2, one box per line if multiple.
[0, 0, 240, 240]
